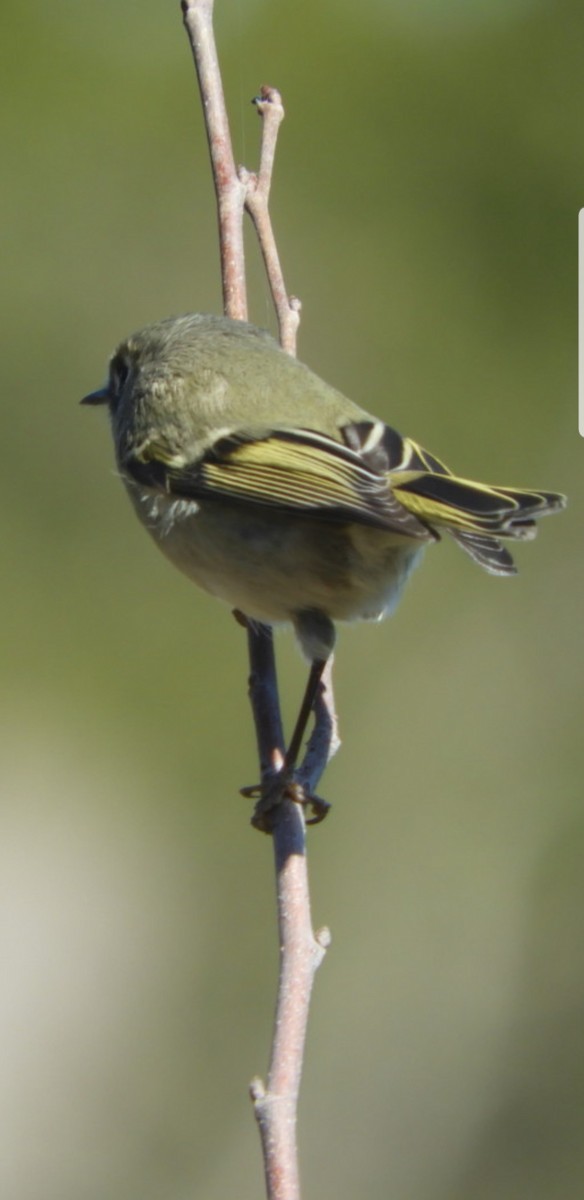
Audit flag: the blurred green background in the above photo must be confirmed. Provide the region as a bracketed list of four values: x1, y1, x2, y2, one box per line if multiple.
[2, 0, 582, 1196]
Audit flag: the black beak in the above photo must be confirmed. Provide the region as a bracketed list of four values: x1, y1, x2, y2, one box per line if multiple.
[80, 385, 109, 406]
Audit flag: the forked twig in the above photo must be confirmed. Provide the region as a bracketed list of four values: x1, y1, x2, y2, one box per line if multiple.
[243, 86, 301, 355]
[182, 4, 337, 1196]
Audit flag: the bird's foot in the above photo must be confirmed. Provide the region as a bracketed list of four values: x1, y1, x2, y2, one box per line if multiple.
[240, 776, 331, 833]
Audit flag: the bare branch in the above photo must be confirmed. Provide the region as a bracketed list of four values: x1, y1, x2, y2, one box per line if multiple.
[243, 86, 301, 354]
[251, 815, 331, 1200]
[182, 0, 247, 319]
[239, 615, 285, 779]
[297, 657, 340, 796]
[182, 6, 333, 1197]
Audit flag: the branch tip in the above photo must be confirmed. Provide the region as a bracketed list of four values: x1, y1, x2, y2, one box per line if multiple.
[249, 1076, 266, 1103]
[253, 84, 284, 112]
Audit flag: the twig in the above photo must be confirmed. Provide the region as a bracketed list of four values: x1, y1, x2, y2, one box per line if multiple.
[250, 870, 331, 1200]
[181, 0, 247, 320]
[239, 616, 286, 780]
[297, 657, 340, 796]
[243, 86, 301, 355]
[182, 5, 335, 1197]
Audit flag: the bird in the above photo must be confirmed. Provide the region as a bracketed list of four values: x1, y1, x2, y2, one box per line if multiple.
[82, 312, 566, 785]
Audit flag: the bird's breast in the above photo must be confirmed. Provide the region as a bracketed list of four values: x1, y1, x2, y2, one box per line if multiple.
[125, 480, 427, 627]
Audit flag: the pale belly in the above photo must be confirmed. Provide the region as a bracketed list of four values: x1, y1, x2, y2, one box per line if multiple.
[127, 482, 427, 629]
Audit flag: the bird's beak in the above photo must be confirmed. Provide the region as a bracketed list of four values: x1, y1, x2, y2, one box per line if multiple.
[80, 385, 109, 406]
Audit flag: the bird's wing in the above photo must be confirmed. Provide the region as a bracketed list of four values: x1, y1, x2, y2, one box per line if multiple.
[341, 420, 566, 574]
[124, 422, 431, 540]
[124, 416, 565, 573]
[392, 471, 565, 536]
[389, 460, 565, 574]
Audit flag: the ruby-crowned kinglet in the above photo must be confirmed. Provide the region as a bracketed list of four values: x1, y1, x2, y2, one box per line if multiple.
[82, 313, 565, 664]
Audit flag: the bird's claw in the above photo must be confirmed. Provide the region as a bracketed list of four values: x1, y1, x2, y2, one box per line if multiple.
[240, 776, 331, 832]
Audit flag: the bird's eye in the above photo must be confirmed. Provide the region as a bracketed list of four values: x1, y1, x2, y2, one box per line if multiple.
[108, 354, 131, 407]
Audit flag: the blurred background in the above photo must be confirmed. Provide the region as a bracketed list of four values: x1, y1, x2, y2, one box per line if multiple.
[1, 0, 582, 1196]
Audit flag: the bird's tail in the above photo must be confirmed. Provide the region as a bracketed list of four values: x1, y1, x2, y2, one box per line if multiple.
[390, 446, 566, 575]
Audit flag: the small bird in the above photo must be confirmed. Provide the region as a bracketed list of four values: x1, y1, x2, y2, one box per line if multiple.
[82, 313, 565, 778]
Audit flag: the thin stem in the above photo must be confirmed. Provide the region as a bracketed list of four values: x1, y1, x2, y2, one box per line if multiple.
[297, 656, 340, 796]
[284, 660, 327, 775]
[182, 6, 332, 1198]
[244, 86, 301, 355]
[244, 619, 286, 779]
[182, 0, 247, 319]
[251, 816, 330, 1200]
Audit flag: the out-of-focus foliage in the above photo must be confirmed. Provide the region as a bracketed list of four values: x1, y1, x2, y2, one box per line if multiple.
[1, 1, 582, 1197]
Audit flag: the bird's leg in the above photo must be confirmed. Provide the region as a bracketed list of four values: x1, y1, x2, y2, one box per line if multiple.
[281, 657, 332, 825]
[284, 658, 327, 774]
[242, 652, 333, 830]
[238, 606, 334, 830]
[241, 656, 331, 829]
